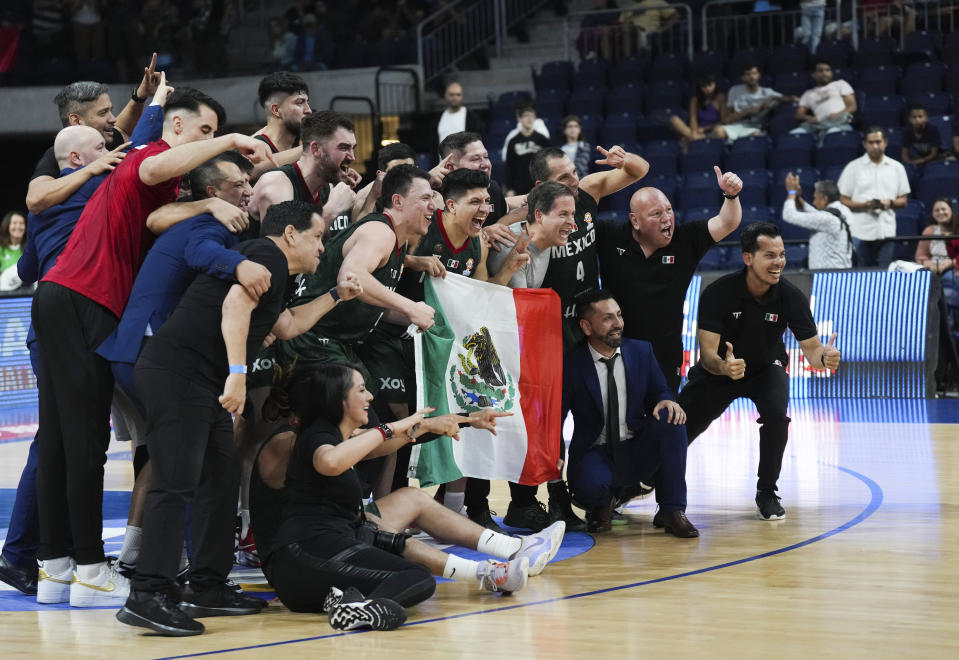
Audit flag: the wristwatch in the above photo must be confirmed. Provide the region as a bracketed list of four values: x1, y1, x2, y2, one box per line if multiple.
[132, 88, 146, 103]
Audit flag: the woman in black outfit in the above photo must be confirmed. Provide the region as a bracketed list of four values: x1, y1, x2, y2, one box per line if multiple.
[258, 364, 566, 631]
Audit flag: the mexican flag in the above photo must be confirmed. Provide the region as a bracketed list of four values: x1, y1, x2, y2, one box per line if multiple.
[411, 273, 563, 487]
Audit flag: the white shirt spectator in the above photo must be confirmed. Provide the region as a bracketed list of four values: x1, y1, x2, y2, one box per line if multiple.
[837, 154, 911, 240]
[437, 106, 468, 143]
[781, 198, 854, 268]
[798, 79, 854, 121]
[726, 85, 781, 129]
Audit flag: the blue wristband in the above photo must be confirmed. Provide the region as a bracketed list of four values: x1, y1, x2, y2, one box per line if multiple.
[329, 286, 340, 303]
[787, 189, 797, 195]
[229, 364, 247, 374]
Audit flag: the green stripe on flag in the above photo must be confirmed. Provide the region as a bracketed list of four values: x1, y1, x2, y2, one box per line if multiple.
[414, 277, 463, 487]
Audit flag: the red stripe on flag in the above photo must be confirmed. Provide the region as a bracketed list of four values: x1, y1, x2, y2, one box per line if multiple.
[514, 288, 563, 485]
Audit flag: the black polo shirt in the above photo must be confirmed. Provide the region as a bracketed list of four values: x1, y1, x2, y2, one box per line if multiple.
[696, 268, 817, 375]
[597, 219, 715, 369]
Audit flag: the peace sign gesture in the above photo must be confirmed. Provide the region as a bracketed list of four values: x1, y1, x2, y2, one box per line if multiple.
[502, 227, 532, 277]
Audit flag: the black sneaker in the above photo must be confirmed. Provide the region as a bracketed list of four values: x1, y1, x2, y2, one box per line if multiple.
[546, 481, 587, 532]
[503, 501, 550, 531]
[467, 507, 507, 534]
[117, 590, 205, 636]
[755, 490, 786, 521]
[179, 581, 267, 617]
[613, 481, 655, 509]
[328, 587, 407, 631]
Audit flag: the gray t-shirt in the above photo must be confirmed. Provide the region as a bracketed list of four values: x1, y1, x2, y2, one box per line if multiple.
[726, 84, 782, 129]
[486, 222, 550, 288]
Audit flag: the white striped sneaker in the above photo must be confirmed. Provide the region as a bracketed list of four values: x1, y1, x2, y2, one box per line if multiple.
[37, 558, 76, 604]
[70, 562, 130, 607]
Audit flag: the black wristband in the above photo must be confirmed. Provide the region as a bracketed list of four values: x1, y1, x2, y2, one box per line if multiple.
[377, 423, 393, 440]
[132, 88, 146, 103]
[329, 286, 340, 303]
[722, 192, 739, 200]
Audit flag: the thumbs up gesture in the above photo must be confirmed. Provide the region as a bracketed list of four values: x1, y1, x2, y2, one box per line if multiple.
[723, 341, 746, 380]
[821, 332, 841, 370]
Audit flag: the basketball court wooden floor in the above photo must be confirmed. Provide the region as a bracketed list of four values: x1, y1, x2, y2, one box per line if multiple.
[1, 398, 958, 659]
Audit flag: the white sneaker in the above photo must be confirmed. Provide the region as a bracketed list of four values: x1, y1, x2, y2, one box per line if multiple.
[511, 520, 565, 577]
[478, 557, 529, 594]
[70, 562, 130, 607]
[37, 558, 76, 604]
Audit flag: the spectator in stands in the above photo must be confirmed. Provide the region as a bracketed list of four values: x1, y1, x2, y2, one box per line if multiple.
[792, 61, 856, 144]
[837, 127, 910, 268]
[721, 64, 791, 143]
[618, 0, 679, 54]
[782, 173, 853, 269]
[295, 12, 333, 71]
[671, 74, 727, 145]
[798, 0, 826, 54]
[559, 115, 592, 179]
[500, 100, 550, 160]
[69, 1, 106, 63]
[105, 0, 141, 82]
[901, 104, 941, 168]
[505, 103, 551, 196]
[436, 81, 485, 145]
[0, 210, 26, 290]
[266, 18, 297, 70]
[915, 200, 959, 308]
[139, 0, 180, 68]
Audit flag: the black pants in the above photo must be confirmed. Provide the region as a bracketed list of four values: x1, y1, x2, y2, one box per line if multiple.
[678, 364, 791, 492]
[465, 479, 538, 511]
[32, 282, 117, 564]
[132, 360, 240, 593]
[267, 536, 435, 611]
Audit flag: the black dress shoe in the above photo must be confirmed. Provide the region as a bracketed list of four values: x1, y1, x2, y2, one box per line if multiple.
[586, 503, 613, 534]
[656, 509, 699, 538]
[179, 581, 267, 617]
[0, 553, 38, 596]
[546, 481, 587, 532]
[117, 590, 205, 636]
[503, 501, 550, 531]
[467, 506, 507, 534]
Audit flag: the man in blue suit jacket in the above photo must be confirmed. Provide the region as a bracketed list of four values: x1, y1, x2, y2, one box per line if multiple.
[563, 290, 698, 537]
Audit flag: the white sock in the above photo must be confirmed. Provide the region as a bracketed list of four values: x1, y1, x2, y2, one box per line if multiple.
[118, 525, 142, 566]
[42, 556, 73, 573]
[475, 529, 522, 559]
[442, 554, 480, 581]
[238, 508, 251, 537]
[76, 561, 106, 581]
[442, 491, 465, 513]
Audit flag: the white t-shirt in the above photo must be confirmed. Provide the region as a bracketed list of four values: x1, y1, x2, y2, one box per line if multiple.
[799, 79, 854, 120]
[837, 154, 911, 240]
[437, 107, 468, 142]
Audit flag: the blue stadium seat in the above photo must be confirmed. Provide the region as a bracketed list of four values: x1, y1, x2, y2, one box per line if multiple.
[726, 47, 769, 77]
[683, 206, 722, 225]
[893, 199, 925, 259]
[926, 115, 955, 149]
[681, 153, 719, 175]
[536, 61, 572, 91]
[687, 137, 725, 160]
[907, 91, 953, 116]
[645, 149, 679, 176]
[648, 53, 686, 83]
[697, 246, 727, 270]
[903, 31, 941, 60]
[725, 151, 767, 172]
[902, 61, 945, 95]
[738, 180, 769, 207]
[636, 118, 671, 142]
[769, 44, 809, 76]
[784, 244, 809, 269]
[769, 112, 798, 137]
[779, 214, 811, 240]
[540, 113, 563, 137]
[770, 133, 815, 170]
[822, 165, 844, 182]
[599, 118, 637, 146]
[773, 71, 813, 98]
[923, 160, 959, 179]
[684, 170, 720, 190]
[577, 113, 603, 139]
[815, 140, 859, 170]
[859, 94, 904, 129]
[644, 80, 685, 115]
[857, 65, 901, 96]
[644, 173, 681, 202]
[535, 88, 567, 117]
[853, 37, 896, 67]
[605, 83, 644, 114]
[609, 56, 646, 86]
[680, 186, 722, 209]
[831, 67, 858, 89]
[917, 176, 959, 211]
[885, 128, 903, 159]
[690, 51, 724, 78]
[816, 40, 851, 68]
[741, 205, 775, 226]
[567, 93, 603, 118]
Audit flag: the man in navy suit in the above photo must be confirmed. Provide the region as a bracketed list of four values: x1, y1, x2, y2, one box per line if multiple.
[96, 151, 270, 577]
[563, 289, 698, 537]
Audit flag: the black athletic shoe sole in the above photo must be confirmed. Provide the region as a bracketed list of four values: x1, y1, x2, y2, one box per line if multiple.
[329, 599, 407, 631]
[178, 601, 265, 617]
[116, 606, 205, 636]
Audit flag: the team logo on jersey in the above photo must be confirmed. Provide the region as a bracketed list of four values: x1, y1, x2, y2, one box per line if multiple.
[732, 312, 742, 319]
[449, 326, 516, 411]
[447, 259, 460, 269]
[617, 247, 625, 255]
[583, 212, 593, 226]
[662, 256, 675, 264]
[462, 258, 475, 277]
[765, 313, 779, 322]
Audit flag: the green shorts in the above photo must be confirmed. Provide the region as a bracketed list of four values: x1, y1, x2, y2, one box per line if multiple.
[356, 324, 415, 408]
[363, 500, 381, 518]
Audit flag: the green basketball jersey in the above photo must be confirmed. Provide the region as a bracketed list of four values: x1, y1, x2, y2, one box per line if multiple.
[396, 210, 483, 302]
[277, 213, 405, 358]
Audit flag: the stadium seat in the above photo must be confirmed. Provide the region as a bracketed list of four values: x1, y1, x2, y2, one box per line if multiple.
[769, 44, 809, 76]
[609, 56, 645, 87]
[907, 91, 953, 116]
[831, 67, 858, 89]
[784, 244, 809, 269]
[859, 94, 905, 129]
[773, 71, 813, 98]
[815, 134, 860, 170]
[644, 173, 680, 202]
[605, 83, 644, 114]
[648, 53, 686, 83]
[816, 40, 851, 68]
[770, 133, 815, 170]
[690, 50, 724, 78]
[644, 80, 685, 115]
[851, 38, 895, 67]
[857, 65, 901, 96]
[903, 31, 941, 60]
[771, 167, 819, 207]
[697, 246, 726, 270]
[680, 186, 723, 210]
[926, 115, 954, 149]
